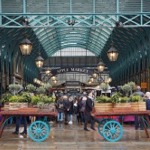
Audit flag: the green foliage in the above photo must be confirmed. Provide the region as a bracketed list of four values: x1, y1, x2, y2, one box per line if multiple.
[21, 92, 32, 103]
[118, 96, 130, 103]
[31, 95, 41, 105]
[26, 84, 36, 92]
[128, 81, 136, 91]
[121, 84, 131, 96]
[9, 95, 23, 103]
[111, 92, 122, 103]
[96, 95, 111, 103]
[31, 94, 54, 105]
[130, 95, 143, 102]
[9, 84, 23, 94]
[1, 92, 12, 103]
[43, 83, 52, 90]
[36, 86, 46, 94]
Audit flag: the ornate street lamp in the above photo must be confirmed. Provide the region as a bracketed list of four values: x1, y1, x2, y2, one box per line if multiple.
[90, 77, 94, 83]
[51, 76, 57, 81]
[105, 77, 112, 83]
[107, 43, 119, 61]
[97, 61, 105, 72]
[19, 37, 33, 55]
[92, 72, 98, 79]
[35, 55, 44, 68]
[53, 80, 58, 84]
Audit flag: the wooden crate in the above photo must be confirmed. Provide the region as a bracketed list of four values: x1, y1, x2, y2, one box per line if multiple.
[130, 102, 146, 111]
[94, 103, 113, 112]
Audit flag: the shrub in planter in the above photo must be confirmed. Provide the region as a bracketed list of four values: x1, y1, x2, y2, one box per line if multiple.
[96, 95, 111, 103]
[21, 92, 32, 103]
[1, 92, 12, 103]
[121, 84, 131, 96]
[31, 95, 41, 105]
[26, 84, 36, 93]
[128, 81, 136, 94]
[130, 95, 143, 102]
[43, 83, 52, 91]
[111, 92, 122, 103]
[9, 83, 23, 95]
[36, 86, 46, 94]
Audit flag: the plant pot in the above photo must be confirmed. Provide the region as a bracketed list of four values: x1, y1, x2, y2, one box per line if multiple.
[113, 103, 132, 112]
[130, 102, 146, 111]
[94, 103, 113, 112]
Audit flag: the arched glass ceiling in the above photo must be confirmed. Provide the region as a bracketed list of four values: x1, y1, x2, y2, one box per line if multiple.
[28, 15, 116, 57]
[53, 47, 95, 57]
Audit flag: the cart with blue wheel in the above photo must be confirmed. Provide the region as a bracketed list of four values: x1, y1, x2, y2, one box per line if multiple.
[0, 108, 57, 142]
[94, 111, 150, 142]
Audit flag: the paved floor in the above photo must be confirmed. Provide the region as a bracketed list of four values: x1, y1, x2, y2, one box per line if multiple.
[0, 122, 150, 150]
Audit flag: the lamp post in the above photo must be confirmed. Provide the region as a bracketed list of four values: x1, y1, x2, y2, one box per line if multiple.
[97, 61, 105, 72]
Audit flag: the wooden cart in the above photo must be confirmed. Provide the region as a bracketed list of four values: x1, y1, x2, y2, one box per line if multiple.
[94, 111, 150, 142]
[0, 108, 57, 142]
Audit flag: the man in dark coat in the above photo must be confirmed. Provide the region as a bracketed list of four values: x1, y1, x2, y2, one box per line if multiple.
[83, 92, 95, 131]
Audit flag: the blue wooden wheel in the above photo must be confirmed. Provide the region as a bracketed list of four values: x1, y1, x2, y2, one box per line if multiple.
[28, 121, 50, 142]
[102, 120, 123, 142]
[1, 117, 14, 128]
[98, 118, 112, 137]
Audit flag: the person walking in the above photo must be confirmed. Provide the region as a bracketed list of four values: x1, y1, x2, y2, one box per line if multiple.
[83, 92, 95, 131]
[56, 95, 64, 122]
[63, 95, 70, 125]
[133, 86, 144, 130]
[12, 116, 27, 135]
[145, 92, 150, 111]
[68, 96, 74, 124]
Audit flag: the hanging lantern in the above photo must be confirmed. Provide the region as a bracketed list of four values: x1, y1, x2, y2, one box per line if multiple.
[35, 55, 44, 68]
[107, 43, 119, 61]
[97, 61, 105, 72]
[19, 38, 33, 55]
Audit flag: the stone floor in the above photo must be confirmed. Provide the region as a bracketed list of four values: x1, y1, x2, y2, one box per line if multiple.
[0, 122, 150, 150]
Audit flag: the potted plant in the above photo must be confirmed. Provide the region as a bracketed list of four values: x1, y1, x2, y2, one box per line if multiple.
[130, 95, 145, 111]
[111, 92, 131, 111]
[95, 95, 113, 112]
[26, 84, 36, 93]
[121, 83, 131, 96]
[128, 81, 136, 95]
[9, 83, 23, 95]
[36, 86, 46, 94]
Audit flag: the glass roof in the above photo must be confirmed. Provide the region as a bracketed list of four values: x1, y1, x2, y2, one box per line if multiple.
[52, 47, 95, 57]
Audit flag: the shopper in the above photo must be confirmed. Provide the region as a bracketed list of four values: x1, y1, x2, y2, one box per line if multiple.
[56, 95, 64, 122]
[83, 92, 95, 131]
[133, 86, 144, 130]
[12, 116, 27, 135]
